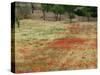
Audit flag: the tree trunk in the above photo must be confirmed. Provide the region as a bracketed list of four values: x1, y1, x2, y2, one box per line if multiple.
[55, 14, 57, 21]
[87, 16, 90, 22]
[57, 14, 59, 21]
[69, 14, 72, 23]
[59, 14, 61, 21]
[31, 4, 34, 13]
[68, 13, 71, 23]
[42, 10, 46, 20]
[69, 17, 72, 23]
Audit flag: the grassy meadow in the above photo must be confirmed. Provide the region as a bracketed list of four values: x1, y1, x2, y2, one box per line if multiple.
[14, 19, 97, 73]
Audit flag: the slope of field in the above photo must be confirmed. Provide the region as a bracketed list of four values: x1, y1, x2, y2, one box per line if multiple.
[14, 19, 97, 73]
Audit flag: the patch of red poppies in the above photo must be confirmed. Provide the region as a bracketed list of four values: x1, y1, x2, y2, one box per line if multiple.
[47, 38, 86, 49]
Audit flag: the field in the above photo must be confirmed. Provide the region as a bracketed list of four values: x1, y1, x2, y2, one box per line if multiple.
[14, 19, 97, 73]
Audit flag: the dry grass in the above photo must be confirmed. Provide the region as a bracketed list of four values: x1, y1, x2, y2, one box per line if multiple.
[14, 19, 97, 73]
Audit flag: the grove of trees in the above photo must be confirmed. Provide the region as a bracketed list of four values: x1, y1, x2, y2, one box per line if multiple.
[12, 2, 97, 28]
[41, 4, 97, 22]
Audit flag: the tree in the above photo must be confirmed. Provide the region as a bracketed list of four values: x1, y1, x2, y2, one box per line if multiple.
[41, 4, 52, 20]
[89, 7, 97, 18]
[31, 3, 35, 13]
[51, 5, 60, 21]
[64, 5, 76, 23]
[15, 2, 32, 28]
[82, 7, 92, 21]
[75, 6, 97, 22]
[51, 5, 65, 21]
[41, 4, 66, 21]
[58, 6, 66, 20]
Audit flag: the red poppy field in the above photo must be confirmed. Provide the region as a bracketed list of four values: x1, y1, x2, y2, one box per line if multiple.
[14, 19, 97, 73]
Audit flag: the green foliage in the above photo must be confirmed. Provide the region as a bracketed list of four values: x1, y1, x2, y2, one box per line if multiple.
[74, 7, 84, 16]
[64, 5, 77, 23]
[75, 6, 97, 21]
[41, 4, 53, 20]
[14, 2, 97, 23]
[51, 5, 66, 21]
[41, 4, 97, 22]
[51, 5, 65, 14]
[64, 5, 76, 13]
[82, 7, 92, 17]
[41, 4, 53, 12]
[89, 7, 97, 17]
[41, 4, 66, 21]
